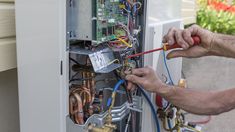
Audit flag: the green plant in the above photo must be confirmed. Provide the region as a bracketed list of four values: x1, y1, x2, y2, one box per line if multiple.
[197, 0, 235, 35]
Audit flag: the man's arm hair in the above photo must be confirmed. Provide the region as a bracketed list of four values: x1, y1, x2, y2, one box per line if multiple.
[209, 34, 235, 58]
[158, 85, 235, 115]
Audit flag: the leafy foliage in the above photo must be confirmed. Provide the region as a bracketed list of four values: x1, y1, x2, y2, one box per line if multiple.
[197, 0, 235, 35]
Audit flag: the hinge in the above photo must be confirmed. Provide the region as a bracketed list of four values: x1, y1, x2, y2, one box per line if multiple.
[60, 61, 63, 75]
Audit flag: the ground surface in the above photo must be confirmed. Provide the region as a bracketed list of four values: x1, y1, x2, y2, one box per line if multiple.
[183, 56, 235, 132]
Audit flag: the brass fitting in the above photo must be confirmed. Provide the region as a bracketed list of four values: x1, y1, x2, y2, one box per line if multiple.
[105, 114, 113, 125]
[88, 123, 117, 132]
[178, 79, 187, 88]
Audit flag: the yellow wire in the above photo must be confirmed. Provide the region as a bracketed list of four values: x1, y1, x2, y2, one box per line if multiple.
[108, 59, 120, 66]
[177, 128, 181, 132]
[108, 92, 117, 114]
[118, 38, 132, 48]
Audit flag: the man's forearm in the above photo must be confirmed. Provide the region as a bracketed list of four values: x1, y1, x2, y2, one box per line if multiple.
[157, 85, 235, 115]
[210, 33, 235, 58]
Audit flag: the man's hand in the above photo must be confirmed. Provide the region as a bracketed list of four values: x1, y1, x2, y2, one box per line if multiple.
[125, 66, 165, 92]
[163, 25, 215, 59]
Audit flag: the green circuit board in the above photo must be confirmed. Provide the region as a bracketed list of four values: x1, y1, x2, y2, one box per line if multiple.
[95, 0, 128, 44]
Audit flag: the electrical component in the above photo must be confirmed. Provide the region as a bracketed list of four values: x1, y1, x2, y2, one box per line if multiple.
[88, 48, 122, 73]
[67, 0, 144, 131]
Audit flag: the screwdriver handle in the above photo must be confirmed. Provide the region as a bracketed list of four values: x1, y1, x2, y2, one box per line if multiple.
[164, 36, 201, 51]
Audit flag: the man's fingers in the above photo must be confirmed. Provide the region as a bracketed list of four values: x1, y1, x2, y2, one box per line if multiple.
[167, 46, 208, 59]
[162, 36, 167, 43]
[167, 50, 188, 59]
[165, 28, 176, 45]
[183, 46, 209, 57]
[126, 75, 144, 85]
[125, 68, 145, 76]
[175, 30, 189, 49]
[127, 81, 135, 90]
[131, 68, 147, 76]
[182, 29, 194, 46]
[187, 24, 200, 36]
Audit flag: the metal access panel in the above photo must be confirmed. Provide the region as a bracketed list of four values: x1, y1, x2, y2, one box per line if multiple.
[68, 0, 93, 40]
[68, 0, 129, 45]
[15, 0, 68, 132]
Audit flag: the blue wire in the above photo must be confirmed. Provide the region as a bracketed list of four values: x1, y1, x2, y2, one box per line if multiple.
[162, 50, 174, 85]
[107, 80, 125, 107]
[167, 119, 172, 129]
[108, 82, 161, 132]
[113, 80, 125, 92]
[137, 85, 161, 132]
[162, 50, 175, 129]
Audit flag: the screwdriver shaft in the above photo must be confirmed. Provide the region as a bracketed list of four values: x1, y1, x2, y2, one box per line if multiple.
[127, 47, 163, 59]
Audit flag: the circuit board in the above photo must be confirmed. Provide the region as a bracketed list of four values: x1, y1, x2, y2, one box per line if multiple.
[95, 0, 128, 44]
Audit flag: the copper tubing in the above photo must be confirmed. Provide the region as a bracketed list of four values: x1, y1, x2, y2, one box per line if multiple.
[71, 86, 92, 106]
[69, 92, 84, 125]
[86, 72, 91, 89]
[90, 72, 96, 103]
[69, 58, 97, 124]
[79, 87, 92, 105]
[81, 71, 95, 103]
[69, 85, 90, 125]
[82, 71, 86, 86]
[82, 71, 96, 104]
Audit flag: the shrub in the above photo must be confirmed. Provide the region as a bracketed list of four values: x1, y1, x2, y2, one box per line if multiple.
[197, 0, 235, 35]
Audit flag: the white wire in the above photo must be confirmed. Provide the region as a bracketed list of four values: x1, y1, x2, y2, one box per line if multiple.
[124, 114, 132, 132]
[132, 2, 142, 10]
[123, 7, 131, 13]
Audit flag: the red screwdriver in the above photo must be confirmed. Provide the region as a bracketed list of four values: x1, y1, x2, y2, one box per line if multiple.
[127, 36, 201, 59]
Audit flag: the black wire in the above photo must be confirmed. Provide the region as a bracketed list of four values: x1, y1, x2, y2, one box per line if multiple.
[70, 72, 80, 81]
[124, 81, 136, 132]
[69, 57, 79, 64]
[69, 77, 94, 83]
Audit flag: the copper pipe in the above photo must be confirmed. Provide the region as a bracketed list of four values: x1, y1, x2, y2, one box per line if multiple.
[71, 86, 90, 93]
[69, 95, 76, 115]
[86, 72, 91, 89]
[69, 92, 84, 125]
[69, 58, 98, 124]
[82, 71, 86, 86]
[90, 72, 96, 103]
[86, 58, 92, 66]
[71, 86, 92, 106]
[79, 88, 92, 105]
